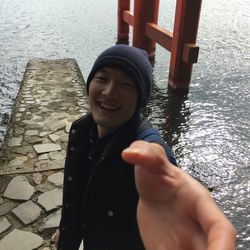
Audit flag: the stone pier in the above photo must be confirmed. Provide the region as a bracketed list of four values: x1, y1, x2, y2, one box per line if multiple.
[0, 59, 87, 249]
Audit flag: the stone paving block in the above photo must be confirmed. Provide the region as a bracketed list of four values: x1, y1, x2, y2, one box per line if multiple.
[59, 133, 69, 143]
[7, 137, 22, 147]
[40, 102, 49, 106]
[48, 134, 60, 142]
[42, 138, 51, 144]
[35, 182, 55, 193]
[53, 112, 69, 120]
[38, 209, 61, 233]
[12, 200, 42, 225]
[39, 131, 49, 137]
[9, 156, 27, 167]
[31, 115, 42, 121]
[44, 121, 66, 133]
[47, 172, 63, 187]
[0, 164, 34, 175]
[25, 130, 39, 136]
[0, 229, 43, 250]
[14, 127, 25, 135]
[32, 173, 43, 185]
[24, 97, 33, 101]
[0, 176, 11, 193]
[49, 151, 65, 160]
[0, 202, 16, 216]
[33, 143, 61, 154]
[3, 176, 35, 200]
[35, 159, 64, 171]
[0, 217, 11, 234]
[10, 146, 33, 155]
[37, 188, 62, 211]
[65, 122, 72, 133]
[38, 153, 49, 160]
[25, 136, 43, 144]
[26, 101, 35, 104]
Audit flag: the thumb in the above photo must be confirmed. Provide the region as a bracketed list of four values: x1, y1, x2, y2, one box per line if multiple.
[122, 140, 175, 176]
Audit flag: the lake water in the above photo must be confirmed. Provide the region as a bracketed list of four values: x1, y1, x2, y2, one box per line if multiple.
[0, 0, 249, 248]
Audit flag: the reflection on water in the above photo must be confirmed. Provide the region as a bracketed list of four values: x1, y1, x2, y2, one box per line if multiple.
[0, 0, 249, 248]
[146, 87, 190, 150]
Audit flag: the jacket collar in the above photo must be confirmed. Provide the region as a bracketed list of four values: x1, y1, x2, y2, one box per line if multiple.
[71, 112, 152, 158]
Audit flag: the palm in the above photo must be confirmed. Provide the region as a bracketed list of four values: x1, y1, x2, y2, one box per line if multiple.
[122, 141, 236, 250]
[136, 168, 207, 250]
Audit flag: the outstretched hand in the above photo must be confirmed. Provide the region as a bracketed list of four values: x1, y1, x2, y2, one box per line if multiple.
[122, 141, 236, 250]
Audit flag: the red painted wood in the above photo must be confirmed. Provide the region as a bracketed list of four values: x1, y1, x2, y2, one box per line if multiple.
[145, 23, 173, 52]
[133, 0, 160, 58]
[116, 0, 202, 93]
[123, 10, 134, 27]
[182, 43, 199, 64]
[169, 0, 202, 93]
[117, 0, 130, 44]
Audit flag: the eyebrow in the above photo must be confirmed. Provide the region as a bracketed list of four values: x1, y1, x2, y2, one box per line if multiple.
[99, 67, 131, 78]
[95, 69, 107, 74]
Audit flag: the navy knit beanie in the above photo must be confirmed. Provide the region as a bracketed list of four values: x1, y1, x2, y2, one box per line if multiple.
[86, 44, 152, 109]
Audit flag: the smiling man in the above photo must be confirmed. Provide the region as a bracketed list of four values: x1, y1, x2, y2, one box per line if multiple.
[53, 44, 177, 250]
[51, 45, 236, 250]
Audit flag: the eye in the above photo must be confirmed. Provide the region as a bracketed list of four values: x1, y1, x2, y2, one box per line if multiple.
[93, 74, 107, 83]
[122, 81, 134, 88]
[97, 76, 106, 81]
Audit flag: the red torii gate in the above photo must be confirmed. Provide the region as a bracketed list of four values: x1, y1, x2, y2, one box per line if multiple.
[117, 0, 202, 94]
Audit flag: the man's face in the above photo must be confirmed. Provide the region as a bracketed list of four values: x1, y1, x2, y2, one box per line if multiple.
[88, 67, 138, 137]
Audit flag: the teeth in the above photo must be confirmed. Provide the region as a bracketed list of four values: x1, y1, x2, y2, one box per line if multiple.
[100, 103, 118, 110]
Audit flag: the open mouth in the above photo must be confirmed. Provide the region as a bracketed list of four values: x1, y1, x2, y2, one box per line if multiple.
[98, 102, 120, 112]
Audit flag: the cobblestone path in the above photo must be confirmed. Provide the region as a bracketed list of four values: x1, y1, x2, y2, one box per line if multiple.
[0, 59, 87, 250]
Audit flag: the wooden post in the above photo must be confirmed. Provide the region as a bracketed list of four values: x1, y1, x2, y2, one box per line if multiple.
[133, 0, 160, 59]
[116, 0, 202, 94]
[168, 0, 202, 93]
[117, 0, 130, 44]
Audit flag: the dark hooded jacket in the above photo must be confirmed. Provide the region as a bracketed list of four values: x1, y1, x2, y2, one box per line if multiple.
[58, 113, 176, 250]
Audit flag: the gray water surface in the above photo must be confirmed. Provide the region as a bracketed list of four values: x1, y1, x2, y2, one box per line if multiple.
[0, 0, 249, 248]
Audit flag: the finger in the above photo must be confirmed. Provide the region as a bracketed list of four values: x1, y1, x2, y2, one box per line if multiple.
[51, 233, 55, 242]
[51, 230, 60, 249]
[122, 140, 176, 177]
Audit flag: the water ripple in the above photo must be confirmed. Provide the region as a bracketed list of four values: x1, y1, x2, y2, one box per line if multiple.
[0, 0, 249, 248]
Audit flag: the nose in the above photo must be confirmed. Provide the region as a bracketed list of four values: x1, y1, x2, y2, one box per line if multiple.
[102, 81, 118, 98]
